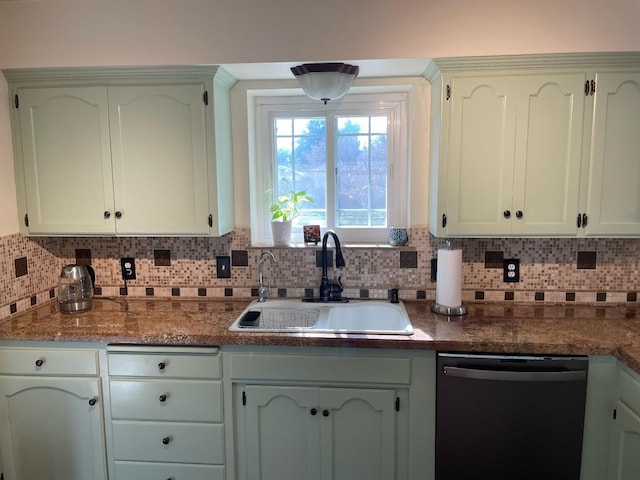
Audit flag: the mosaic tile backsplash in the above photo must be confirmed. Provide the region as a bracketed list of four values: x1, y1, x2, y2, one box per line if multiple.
[1, 228, 640, 320]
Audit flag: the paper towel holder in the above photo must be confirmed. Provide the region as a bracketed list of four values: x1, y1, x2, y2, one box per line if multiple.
[430, 302, 468, 316]
[430, 239, 467, 316]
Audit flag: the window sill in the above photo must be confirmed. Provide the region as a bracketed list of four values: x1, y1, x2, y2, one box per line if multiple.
[249, 242, 415, 250]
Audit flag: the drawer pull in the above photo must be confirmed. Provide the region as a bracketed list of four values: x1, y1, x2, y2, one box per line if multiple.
[88, 397, 97, 406]
[35, 358, 44, 367]
[310, 408, 317, 416]
[322, 409, 330, 417]
[159, 394, 167, 402]
[158, 362, 166, 371]
[162, 436, 171, 445]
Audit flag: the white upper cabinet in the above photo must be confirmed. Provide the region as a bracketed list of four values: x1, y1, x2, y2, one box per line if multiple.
[4, 66, 237, 236]
[17, 86, 115, 235]
[427, 53, 640, 238]
[582, 72, 640, 236]
[108, 84, 210, 235]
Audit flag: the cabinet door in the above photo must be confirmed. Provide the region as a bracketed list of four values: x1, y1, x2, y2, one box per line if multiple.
[0, 376, 107, 480]
[608, 401, 640, 480]
[244, 385, 321, 480]
[320, 388, 397, 480]
[445, 76, 517, 235]
[584, 72, 640, 236]
[108, 84, 210, 235]
[512, 74, 586, 235]
[17, 87, 115, 234]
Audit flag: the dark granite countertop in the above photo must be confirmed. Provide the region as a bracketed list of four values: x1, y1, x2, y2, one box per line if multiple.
[1, 298, 639, 373]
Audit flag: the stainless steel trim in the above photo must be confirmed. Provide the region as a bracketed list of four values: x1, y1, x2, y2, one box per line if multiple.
[442, 365, 587, 382]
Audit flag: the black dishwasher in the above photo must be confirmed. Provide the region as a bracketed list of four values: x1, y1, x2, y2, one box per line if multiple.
[436, 352, 588, 480]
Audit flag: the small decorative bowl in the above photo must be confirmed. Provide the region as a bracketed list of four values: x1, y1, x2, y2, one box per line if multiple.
[388, 227, 409, 246]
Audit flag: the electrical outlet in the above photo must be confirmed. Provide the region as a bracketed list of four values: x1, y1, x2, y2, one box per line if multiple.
[503, 259, 520, 283]
[216, 256, 231, 278]
[120, 257, 136, 280]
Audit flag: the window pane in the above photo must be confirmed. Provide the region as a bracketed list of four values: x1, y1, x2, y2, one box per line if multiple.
[335, 116, 388, 227]
[274, 117, 327, 227]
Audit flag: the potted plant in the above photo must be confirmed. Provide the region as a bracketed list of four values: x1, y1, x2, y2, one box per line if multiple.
[269, 190, 313, 245]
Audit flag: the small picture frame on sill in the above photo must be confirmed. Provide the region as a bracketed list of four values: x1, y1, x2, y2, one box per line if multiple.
[303, 225, 321, 245]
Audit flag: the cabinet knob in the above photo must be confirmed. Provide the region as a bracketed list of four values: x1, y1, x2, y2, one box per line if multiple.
[88, 397, 97, 406]
[162, 436, 171, 445]
[310, 408, 317, 416]
[515, 210, 523, 219]
[115, 211, 123, 219]
[159, 394, 167, 402]
[322, 409, 330, 417]
[503, 210, 511, 219]
[35, 358, 44, 367]
[158, 362, 166, 371]
[103, 211, 111, 219]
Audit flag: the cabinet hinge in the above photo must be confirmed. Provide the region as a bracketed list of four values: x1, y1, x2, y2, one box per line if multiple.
[395, 397, 400, 412]
[613, 408, 617, 420]
[445, 84, 451, 101]
[208, 214, 213, 228]
[242, 391, 246, 406]
[24, 213, 29, 228]
[14, 94, 19, 109]
[203, 90, 209, 106]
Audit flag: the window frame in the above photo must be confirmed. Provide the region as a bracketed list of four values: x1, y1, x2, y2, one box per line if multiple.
[251, 92, 409, 245]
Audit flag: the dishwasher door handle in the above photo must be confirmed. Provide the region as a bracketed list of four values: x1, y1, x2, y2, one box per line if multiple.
[442, 366, 586, 382]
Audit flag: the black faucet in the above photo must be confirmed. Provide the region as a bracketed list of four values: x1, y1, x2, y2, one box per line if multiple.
[319, 231, 346, 302]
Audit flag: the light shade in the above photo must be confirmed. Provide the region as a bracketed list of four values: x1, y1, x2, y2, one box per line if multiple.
[291, 63, 359, 104]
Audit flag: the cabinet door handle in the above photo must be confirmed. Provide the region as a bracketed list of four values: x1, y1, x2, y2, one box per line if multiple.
[310, 408, 317, 416]
[322, 409, 330, 417]
[88, 397, 97, 406]
[503, 210, 511, 219]
[115, 211, 123, 219]
[162, 436, 171, 445]
[577, 214, 582, 228]
[441, 214, 447, 228]
[159, 394, 167, 402]
[515, 210, 523, 219]
[158, 362, 166, 371]
[103, 211, 111, 219]
[35, 358, 44, 367]
[582, 213, 588, 227]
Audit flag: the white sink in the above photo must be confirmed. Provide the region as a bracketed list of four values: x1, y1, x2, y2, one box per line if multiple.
[229, 299, 413, 335]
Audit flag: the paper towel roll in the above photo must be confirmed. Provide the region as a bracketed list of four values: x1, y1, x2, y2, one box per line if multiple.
[436, 249, 462, 308]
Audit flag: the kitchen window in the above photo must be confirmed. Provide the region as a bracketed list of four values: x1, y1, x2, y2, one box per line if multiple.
[251, 92, 409, 245]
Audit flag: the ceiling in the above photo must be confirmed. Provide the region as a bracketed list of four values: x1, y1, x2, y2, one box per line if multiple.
[221, 58, 431, 80]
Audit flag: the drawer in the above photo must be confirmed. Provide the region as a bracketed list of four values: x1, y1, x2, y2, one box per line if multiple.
[109, 352, 221, 379]
[112, 421, 224, 464]
[114, 461, 224, 480]
[110, 379, 222, 422]
[0, 348, 98, 376]
[619, 368, 640, 415]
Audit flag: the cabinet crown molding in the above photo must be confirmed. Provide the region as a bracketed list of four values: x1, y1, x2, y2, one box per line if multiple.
[2, 65, 238, 87]
[423, 52, 640, 81]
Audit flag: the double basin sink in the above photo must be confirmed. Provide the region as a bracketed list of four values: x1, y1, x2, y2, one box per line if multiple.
[229, 298, 414, 336]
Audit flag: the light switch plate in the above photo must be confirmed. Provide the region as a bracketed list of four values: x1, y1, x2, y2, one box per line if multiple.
[503, 259, 520, 282]
[216, 256, 231, 278]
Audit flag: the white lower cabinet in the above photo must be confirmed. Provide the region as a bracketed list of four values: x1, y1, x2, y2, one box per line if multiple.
[608, 367, 640, 479]
[0, 346, 107, 480]
[225, 348, 435, 480]
[107, 346, 225, 480]
[244, 385, 397, 480]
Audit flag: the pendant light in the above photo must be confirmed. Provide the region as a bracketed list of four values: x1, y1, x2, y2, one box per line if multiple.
[290, 63, 359, 104]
